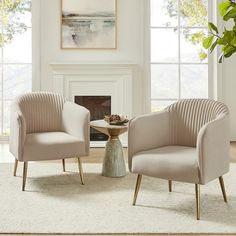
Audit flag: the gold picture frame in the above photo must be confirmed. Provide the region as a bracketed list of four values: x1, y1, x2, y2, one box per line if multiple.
[61, 0, 117, 50]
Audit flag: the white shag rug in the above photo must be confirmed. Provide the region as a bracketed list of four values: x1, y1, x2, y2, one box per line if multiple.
[0, 163, 236, 234]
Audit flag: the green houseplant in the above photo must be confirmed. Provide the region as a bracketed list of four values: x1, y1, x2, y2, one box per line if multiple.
[203, 0, 236, 62]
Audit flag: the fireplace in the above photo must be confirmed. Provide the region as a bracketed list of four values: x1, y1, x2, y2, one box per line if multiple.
[75, 96, 111, 141]
[51, 63, 133, 146]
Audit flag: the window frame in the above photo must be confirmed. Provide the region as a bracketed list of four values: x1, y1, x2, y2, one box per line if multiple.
[148, 0, 216, 112]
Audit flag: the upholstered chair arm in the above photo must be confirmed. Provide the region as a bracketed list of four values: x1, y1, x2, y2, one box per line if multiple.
[128, 111, 170, 171]
[62, 101, 90, 155]
[9, 105, 26, 161]
[196, 114, 230, 185]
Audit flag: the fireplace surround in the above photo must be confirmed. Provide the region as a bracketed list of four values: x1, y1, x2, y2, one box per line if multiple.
[50, 63, 134, 146]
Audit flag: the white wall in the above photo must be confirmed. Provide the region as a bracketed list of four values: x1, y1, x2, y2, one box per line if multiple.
[222, 55, 236, 140]
[217, 6, 236, 141]
[36, 0, 147, 116]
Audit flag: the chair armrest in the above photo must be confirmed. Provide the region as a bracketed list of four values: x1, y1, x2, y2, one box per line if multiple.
[62, 101, 90, 155]
[9, 104, 26, 161]
[197, 114, 230, 184]
[128, 111, 170, 171]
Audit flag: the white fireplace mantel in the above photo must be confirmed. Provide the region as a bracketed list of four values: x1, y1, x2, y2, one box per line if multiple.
[50, 62, 137, 66]
[50, 62, 135, 117]
[50, 62, 137, 75]
[50, 62, 136, 147]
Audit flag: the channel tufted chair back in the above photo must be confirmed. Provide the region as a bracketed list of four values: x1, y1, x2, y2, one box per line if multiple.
[16, 93, 65, 133]
[166, 99, 229, 147]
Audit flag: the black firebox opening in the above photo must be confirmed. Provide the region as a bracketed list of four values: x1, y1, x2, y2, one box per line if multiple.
[75, 96, 111, 141]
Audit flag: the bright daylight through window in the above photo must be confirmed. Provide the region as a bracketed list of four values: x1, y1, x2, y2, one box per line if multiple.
[0, 0, 32, 136]
[151, 0, 209, 111]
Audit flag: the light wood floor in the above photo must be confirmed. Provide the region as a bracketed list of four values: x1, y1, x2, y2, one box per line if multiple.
[1, 143, 236, 236]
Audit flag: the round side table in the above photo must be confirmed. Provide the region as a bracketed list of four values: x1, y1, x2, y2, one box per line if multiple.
[90, 120, 128, 177]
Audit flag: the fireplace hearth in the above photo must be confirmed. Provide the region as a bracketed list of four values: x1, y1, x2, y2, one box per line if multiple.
[75, 96, 111, 141]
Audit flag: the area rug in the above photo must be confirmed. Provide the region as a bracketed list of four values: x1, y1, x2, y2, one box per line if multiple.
[0, 163, 236, 234]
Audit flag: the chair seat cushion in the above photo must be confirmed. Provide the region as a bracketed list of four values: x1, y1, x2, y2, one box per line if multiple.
[23, 132, 86, 161]
[132, 146, 199, 184]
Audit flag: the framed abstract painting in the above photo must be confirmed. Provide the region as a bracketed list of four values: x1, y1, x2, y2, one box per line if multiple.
[61, 0, 117, 49]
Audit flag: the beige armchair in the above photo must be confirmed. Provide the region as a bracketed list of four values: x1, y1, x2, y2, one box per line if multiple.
[128, 99, 230, 220]
[9, 92, 90, 191]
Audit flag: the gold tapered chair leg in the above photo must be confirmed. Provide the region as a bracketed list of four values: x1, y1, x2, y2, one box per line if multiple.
[62, 159, 66, 172]
[168, 180, 172, 192]
[195, 184, 200, 220]
[133, 174, 142, 206]
[219, 176, 227, 203]
[77, 157, 85, 185]
[13, 159, 18, 176]
[22, 162, 28, 191]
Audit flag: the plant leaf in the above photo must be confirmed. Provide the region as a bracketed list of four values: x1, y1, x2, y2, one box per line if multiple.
[219, 1, 232, 16]
[223, 45, 236, 57]
[208, 22, 219, 33]
[224, 49, 235, 57]
[232, 37, 236, 46]
[218, 37, 227, 45]
[203, 35, 214, 49]
[218, 53, 224, 63]
[218, 30, 236, 45]
[210, 39, 219, 53]
[199, 51, 208, 61]
[223, 7, 236, 21]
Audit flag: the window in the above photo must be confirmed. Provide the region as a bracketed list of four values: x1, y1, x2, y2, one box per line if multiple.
[150, 0, 209, 111]
[0, 0, 32, 136]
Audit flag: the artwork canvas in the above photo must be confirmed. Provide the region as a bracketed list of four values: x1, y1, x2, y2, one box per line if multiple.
[61, 0, 117, 49]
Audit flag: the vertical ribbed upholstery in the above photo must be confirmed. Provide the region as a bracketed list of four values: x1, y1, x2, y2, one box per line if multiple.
[166, 99, 229, 147]
[16, 92, 65, 133]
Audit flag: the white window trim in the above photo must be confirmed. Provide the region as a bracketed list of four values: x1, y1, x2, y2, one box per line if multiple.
[211, 0, 224, 101]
